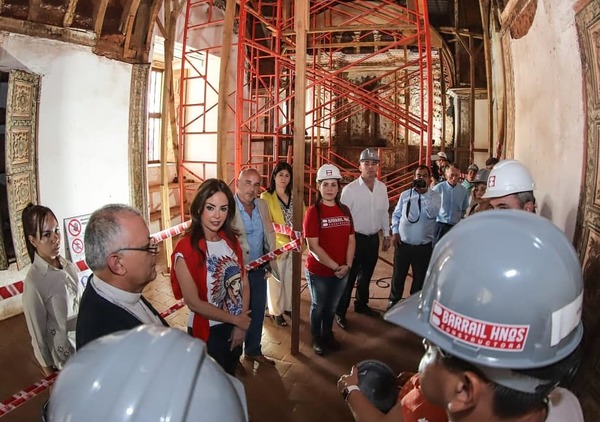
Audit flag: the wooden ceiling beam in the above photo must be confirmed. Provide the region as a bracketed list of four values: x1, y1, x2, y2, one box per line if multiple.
[121, 0, 142, 58]
[0, 15, 96, 45]
[27, 0, 42, 22]
[63, 0, 79, 27]
[145, 0, 164, 53]
[92, 0, 109, 35]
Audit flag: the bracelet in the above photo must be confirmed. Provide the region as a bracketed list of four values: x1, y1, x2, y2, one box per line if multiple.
[342, 385, 361, 401]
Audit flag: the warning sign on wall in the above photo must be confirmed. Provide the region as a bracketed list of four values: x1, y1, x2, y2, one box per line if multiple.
[64, 214, 92, 290]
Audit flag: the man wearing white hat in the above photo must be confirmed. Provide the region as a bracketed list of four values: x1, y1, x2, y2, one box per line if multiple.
[483, 159, 536, 212]
[336, 148, 391, 327]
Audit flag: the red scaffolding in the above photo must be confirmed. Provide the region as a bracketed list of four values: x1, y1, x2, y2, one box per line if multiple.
[177, 0, 434, 208]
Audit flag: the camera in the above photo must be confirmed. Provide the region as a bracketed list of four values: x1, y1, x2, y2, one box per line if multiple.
[412, 178, 427, 189]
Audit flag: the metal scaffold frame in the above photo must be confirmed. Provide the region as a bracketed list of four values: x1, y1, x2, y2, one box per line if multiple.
[177, 0, 434, 209]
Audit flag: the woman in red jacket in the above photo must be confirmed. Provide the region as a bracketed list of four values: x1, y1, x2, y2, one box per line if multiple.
[171, 179, 251, 375]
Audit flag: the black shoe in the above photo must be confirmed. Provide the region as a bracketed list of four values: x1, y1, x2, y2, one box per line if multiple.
[323, 334, 341, 351]
[272, 315, 288, 326]
[335, 314, 347, 330]
[284, 310, 292, 319]
[355, 305, 380, 318]
[312, 338, 325, 355]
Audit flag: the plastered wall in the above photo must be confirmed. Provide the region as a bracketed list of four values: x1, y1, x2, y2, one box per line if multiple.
[508, 0, 584, 238]
[0, 33, 132, 318]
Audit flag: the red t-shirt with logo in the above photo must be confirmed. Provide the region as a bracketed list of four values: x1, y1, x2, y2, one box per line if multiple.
[303, 203, 354, 277]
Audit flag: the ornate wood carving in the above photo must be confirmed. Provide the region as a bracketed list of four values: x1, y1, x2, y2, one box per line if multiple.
[129, 63, 150, 222]
[573, 1, 600, 419]
[5, 69, 39, 270]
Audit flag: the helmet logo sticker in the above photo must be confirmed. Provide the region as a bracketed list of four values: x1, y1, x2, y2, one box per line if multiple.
[430, 300, 530, 352]
[326, 170, 333, 176]
[488, 175, 496, 188]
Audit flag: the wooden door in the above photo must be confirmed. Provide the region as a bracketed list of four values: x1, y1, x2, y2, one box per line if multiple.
[5, 69, 40, 270]
[573, 1, 600, 419]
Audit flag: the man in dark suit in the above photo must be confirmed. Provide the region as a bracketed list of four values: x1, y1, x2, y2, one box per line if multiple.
[76, 204, 167, 349]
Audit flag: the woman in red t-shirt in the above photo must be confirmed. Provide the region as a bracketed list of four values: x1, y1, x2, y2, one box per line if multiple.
[170, 179, 251, 375]
[303, 164, 356, 356]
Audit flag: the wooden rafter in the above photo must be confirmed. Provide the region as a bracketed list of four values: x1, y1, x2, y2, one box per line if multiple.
[63, 0, 80, 27]
[145, 0, 165, 50]
[27, 0, 42, 21]
[92, 0, 110, 36]
[121, 0, 142, 58]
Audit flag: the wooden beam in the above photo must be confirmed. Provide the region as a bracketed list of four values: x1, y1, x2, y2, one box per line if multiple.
[0, 16, 97, 46]
[92, 0, 110, 36]
[283, 23, 416, 35]
[27, 0, 42, 22]
[479, 1, 494, 157]
[121, 0, 142, 58]
[469, 34, 475, 164]
[63, 0, 79, 27]
[216, 0, 236, 180]
[145, 0, 164, 48]
[291, 0, 308, 356]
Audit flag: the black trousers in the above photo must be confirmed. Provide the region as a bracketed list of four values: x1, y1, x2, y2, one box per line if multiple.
[433, 222, 454, 247]
[206, 323, 242, 376]
[336, 232, 380, 317]
[388, 241, 433, 303]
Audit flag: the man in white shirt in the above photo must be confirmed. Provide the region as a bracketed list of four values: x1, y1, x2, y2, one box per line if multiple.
[335, 148, 390, 328]
[76, 204, 167, 349]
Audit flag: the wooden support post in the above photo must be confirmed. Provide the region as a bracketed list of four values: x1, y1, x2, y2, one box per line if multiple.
[158, 0, 183, 271]
[217, 0, 236, 180]
[469, 34, 475, 164]
[479, 0, 494, 156]
[291, 0, 308, 355]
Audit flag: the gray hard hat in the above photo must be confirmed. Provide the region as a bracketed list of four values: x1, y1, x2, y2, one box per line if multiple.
[473, 168, 490, 184]
[385, 211, 583, 371]
[48, 325, 248, 421]
[359, 148, 379, 162]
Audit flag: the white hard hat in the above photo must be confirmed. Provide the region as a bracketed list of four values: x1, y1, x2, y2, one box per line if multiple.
[386, 211, 583, 391]
[316, 163, 342, 182]
[48, 325, 248, 421]
[483, 159, 535, 198]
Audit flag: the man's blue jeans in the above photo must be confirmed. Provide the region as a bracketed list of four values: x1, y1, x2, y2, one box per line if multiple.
[306, 270, 347, 340]
[244, 268, 267, 356]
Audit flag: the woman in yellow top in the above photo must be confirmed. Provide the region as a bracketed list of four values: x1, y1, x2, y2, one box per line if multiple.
[260, 161, 304, 326]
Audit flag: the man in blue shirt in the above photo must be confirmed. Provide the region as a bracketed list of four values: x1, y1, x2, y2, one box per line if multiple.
[232, 168, 279, 366]
[387, 165, 441, 310]
[432, 163, 469, 246]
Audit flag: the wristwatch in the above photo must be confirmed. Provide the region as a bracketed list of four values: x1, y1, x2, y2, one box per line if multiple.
[342, 385, 361, 401]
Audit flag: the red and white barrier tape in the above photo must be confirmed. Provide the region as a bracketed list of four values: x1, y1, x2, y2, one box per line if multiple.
[0, 298, 188, 418]
[1, 221, 302, 302]
[0, 372, 57, 417]
[0, 281, 23, 302]
[245, 238, 302, 271]
[0, 220, 303, 417]
[151, 220, 191, 242]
